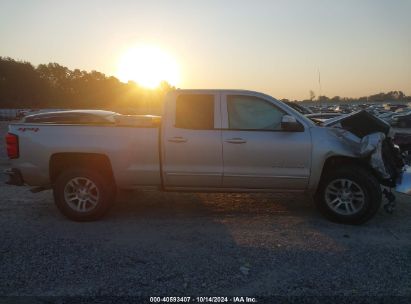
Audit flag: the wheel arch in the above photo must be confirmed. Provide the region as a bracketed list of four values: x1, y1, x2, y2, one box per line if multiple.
[49, 153, 115, 186]
[318, 155, 380, 189]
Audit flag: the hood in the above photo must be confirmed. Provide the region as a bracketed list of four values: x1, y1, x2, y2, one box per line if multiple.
[322, 110, 391, 138]
[322, 110, 402, 182]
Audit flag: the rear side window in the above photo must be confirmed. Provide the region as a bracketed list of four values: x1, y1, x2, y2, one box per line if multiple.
[175, 94, 214, 129]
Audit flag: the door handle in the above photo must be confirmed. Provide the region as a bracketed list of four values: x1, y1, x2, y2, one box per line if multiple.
[168, 136, 187, 143]
[225, 138, 247, 144]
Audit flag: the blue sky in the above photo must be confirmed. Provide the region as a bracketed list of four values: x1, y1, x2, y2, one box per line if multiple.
[0, 0, 410, 99]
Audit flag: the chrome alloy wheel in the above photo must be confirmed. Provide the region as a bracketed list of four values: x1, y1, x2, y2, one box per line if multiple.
[324, 179, 365, 215]
[64, 177, 100, 212]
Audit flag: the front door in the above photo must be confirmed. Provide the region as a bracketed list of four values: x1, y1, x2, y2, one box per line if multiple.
[221, 93, 311, 190]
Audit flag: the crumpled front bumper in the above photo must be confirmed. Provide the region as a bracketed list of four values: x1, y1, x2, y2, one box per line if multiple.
[395, 166, 411, 196]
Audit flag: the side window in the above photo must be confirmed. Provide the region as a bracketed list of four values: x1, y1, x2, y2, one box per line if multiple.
[227, 95, 285, 130]
[175, 94, 214, 130]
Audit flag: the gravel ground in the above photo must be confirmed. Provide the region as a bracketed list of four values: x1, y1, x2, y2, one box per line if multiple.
[0, 121, 410, 301]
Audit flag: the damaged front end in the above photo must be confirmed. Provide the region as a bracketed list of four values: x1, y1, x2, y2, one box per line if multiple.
[323, 110, 410, 196]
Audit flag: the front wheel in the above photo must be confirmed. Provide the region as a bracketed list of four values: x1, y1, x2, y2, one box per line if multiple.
[315, 166, 382, 225]
[53, 168, 116, 221]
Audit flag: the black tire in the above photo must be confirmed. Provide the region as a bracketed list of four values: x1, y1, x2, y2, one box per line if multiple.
[315, 166, 382, 225]
[53, 168, 116, 221]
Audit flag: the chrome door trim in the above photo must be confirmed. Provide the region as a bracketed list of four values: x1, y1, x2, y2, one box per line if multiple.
[223, 174, 308, 179]
[165, 172, 221, 176]
[164, 186, 306, 193]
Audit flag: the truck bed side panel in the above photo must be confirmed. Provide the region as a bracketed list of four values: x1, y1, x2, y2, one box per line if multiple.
[8, 124, 161, 188]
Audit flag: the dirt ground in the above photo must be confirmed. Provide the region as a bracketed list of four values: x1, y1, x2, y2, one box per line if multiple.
[0, 121, 410, 300]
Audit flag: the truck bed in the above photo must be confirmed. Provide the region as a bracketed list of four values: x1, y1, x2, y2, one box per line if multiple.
[9, 118, 161, 188]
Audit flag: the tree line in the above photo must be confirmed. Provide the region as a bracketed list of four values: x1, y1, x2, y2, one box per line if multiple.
[285, 90, 411, 105]
[303, 89, 410, 104]
[0, 57, 173, 113]
[0, 57, 409, 113]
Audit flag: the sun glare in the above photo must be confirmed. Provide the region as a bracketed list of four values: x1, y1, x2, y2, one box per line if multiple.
[117, 45, 180, 88]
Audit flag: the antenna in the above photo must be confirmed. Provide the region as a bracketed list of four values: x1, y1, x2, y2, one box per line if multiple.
[318, 68, 322, 113]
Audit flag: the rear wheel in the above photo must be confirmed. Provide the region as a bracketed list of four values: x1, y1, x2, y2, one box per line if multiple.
[315, 166, 382, 224]
[53, 168, 116, 221]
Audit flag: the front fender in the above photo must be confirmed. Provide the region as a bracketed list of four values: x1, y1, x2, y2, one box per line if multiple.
[308, 127, 360, 192]
[309, 125, 404, 194]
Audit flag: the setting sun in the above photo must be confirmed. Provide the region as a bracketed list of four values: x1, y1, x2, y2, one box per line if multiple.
[116, 45, 180, 88]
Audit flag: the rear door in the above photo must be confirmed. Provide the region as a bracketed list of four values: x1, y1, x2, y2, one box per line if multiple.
[162, 92, 223, 188]
[221, 93, 312, 190]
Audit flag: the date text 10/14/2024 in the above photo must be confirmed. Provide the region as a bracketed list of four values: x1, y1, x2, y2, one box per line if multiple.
[149, 297, 257, 303]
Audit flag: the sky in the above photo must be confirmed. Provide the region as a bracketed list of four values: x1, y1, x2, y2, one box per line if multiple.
[0, 0, 410, 100]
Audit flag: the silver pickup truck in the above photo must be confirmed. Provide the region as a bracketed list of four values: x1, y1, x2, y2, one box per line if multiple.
[4, 90, 411, 224]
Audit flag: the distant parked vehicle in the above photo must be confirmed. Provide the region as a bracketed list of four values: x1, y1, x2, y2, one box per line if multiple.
[389, 104, 408, 112]
[391, 113, 411, 128]
[335, 105, 352, 114]
[306, 112, 343, 123]
[0, 109, 17, 121]
[16, 109, 31, 120]
[394, 133, 411, 165]
[25, 109, 67, 116]
[378, 112, 398, 124]
[284, 101, 313, 115]
[308, 106, 320, 113]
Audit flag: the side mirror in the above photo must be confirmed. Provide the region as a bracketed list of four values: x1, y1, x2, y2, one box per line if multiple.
[281, 115, 303, 132]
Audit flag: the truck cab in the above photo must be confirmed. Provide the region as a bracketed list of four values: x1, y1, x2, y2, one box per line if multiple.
[161, 90, 313, 191]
